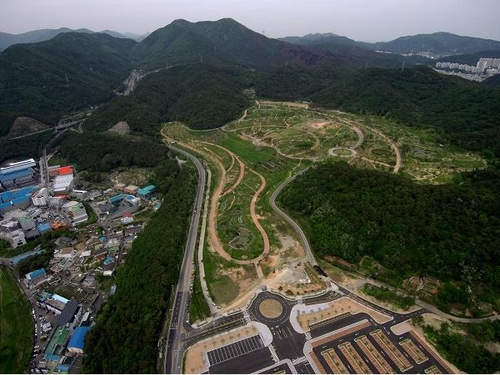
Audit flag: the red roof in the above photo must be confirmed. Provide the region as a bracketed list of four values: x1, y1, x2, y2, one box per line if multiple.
[58, 166, 73, 175]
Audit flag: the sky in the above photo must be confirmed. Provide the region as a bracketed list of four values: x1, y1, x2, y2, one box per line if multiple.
[1, 0, 499, 42]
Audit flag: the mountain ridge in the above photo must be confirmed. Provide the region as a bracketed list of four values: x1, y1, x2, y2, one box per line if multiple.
[281, 31, 500, 57]
[0, 27, 146, 51]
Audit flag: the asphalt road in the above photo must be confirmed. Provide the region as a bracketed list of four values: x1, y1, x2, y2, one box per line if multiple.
[269, 167, 317, 266]
[164, 145, 206, 374]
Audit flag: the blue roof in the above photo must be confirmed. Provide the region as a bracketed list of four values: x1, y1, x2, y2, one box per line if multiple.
[29, 268, 46, 278]
[109, 194, 123, 204]
[0, 168, 33, 182]
[103, 256, 114, 265]
[37, 222, 51, 233]
[137, 185, 156, 196]
[0, 186, 36, 203]
[68, 326, 91, 350]
[12, 249, 46, 265]
[55, 364, 71, 372]
[45, 354, 61, 362]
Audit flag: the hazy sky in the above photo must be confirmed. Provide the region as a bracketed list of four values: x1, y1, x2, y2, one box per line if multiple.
[1, 0, 499, 42]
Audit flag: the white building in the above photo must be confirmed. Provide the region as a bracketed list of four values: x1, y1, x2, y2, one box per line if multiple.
[32, 188, 49, 206]
[53, 174, 74, 195]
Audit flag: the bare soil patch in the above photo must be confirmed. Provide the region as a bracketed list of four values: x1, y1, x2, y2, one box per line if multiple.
[107, 121, 131, 135]
[8, 116, 50, 138]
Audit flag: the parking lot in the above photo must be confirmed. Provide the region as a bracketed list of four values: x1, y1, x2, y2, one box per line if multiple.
[312, 327, 451, 374]
[207, 335, 264, 366]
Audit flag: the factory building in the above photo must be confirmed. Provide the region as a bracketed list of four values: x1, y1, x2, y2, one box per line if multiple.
[32, 188, 49, 206]
[137, 185, 156, 199]
[67, 326, 91, 354]
[0, 158, 37, 189]
[0, 186, 37, 213]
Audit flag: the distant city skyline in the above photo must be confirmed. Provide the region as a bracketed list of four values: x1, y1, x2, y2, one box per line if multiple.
[1, 0, 499, 42]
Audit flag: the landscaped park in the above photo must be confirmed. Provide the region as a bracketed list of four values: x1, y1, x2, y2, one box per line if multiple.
[161, 101, 486, 314]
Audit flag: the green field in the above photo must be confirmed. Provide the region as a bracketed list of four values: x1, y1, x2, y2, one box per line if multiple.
[0, 267, 32, 373]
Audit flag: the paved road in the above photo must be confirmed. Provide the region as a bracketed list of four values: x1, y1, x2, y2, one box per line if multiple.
[269, 167, 317, 266]
[164, 145, 206, 374]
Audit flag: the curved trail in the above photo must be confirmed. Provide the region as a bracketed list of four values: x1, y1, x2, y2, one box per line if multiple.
[168, 136, 270, 266]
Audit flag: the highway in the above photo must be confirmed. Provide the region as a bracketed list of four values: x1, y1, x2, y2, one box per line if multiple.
[164, 145, 206, 374]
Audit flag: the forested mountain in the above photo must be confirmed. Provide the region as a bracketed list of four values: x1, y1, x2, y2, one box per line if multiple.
[279, 32, 362, 47]
[0, 27, 142, 51]
[0, 32, 136, 136]
[279, 162, 500, 314]
[281, 31, 500, 57]
[131, 18, 335, 70]
[0, 28, 76, 51]
[372, 32, 500, 56]
[84, 64, 250, 133]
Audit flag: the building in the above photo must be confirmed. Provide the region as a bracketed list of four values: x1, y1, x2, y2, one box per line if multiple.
[108, 194, 123, 206]
[11, 248, 46, 266]
[25, 268, 48, 288]
[53, 174, 74, 195]
[0, 158, 36, 189]
[67, 326, 91, 354]
[0, 186, 37, 213]
[56, 299, 80, 326]
[62, 201, 88, 225]
[137, 185, 156, 199]
[42, 293, 69, 315]
[31, 188, 49, 206]
[0, 220, 26, 248]
[48, 165, 73, 178]
[124, 185, 138, 194]
[124, 194, 140, 206]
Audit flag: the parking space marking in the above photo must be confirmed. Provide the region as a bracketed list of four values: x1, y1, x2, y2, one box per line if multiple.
[207, 335, 265, 366]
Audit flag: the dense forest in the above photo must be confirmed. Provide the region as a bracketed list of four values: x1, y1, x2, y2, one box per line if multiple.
[423, 322, 500, 373]
[83, 159, 196, 373]
[0, 131, 54, 164]
[278, 162, 500, 313]
[50, 131, 169, 172]
[0, 32, 135, 135]
[84, 64, 251, 133]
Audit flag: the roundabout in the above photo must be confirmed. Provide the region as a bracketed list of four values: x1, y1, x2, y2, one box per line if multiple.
[250, 291, 292, 326]
[258, 298, 284, 319]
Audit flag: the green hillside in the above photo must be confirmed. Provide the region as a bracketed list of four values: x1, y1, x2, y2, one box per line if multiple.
[131, 18, 336, 71]
[279, 161, 500, 314]
[0, 32, 136, 136]
[84, 63, 251, 133]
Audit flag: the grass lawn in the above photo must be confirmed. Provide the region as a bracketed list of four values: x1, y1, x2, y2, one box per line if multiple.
[0, 266, 32, 373]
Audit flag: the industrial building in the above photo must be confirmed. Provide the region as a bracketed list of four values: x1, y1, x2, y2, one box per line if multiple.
[32, 188, 49, 206]
[41, 293, 70, 315]
[25, 268, 48, 288]
[56, 300, 80, 326]
[137, 185, 156, 199]
[0, 158, 37, 189]
[67, 326, 91, 354]
[0, 186, 37, 213]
